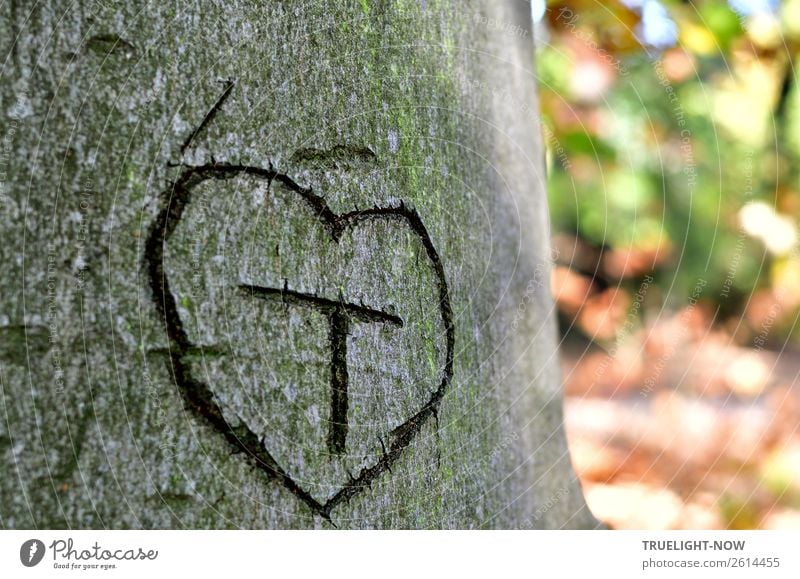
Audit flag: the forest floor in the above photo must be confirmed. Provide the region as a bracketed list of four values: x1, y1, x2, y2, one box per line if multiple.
[561, 309, 800, 530]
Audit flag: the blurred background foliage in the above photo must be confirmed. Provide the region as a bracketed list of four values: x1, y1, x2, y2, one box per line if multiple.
[536, 0, 800, 344]
[535, 0, 800, 529]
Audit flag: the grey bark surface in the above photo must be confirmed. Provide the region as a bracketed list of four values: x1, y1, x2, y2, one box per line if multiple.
[0, 0, 598, 529]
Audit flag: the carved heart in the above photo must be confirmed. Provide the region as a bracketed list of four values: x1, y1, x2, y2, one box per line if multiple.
[145, 163, 454, 522]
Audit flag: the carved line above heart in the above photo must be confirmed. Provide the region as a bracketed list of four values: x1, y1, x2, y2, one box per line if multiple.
[144, 161, 455, 523]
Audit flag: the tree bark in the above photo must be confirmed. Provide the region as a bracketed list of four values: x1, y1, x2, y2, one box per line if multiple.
[0, 0, 597, 529]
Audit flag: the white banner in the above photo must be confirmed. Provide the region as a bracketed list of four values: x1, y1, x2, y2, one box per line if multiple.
[1, 531, 797, 578]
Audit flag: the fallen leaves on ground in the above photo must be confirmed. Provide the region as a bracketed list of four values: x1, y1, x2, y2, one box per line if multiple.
[563, 312, 800, 529]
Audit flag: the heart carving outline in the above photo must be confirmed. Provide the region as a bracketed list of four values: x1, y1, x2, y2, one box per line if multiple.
[144, 162, 455, 523]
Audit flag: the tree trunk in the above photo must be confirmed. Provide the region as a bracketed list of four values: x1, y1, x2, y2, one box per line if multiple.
[0, 0, 597, 529]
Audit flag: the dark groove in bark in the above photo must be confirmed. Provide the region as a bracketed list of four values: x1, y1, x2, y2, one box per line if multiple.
[180, 79, 235, 155]
[237, 284, 403, 327]
[327, 309, 350, 455]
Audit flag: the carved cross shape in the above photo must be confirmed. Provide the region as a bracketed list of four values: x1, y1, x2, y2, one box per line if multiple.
[238, 284, 403, 454]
